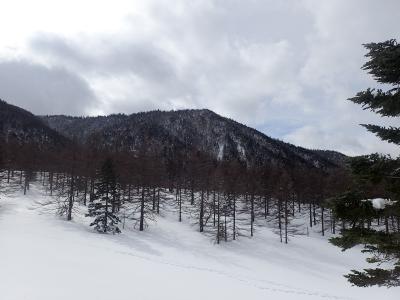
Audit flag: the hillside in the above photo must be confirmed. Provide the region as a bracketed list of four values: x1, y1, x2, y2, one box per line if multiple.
[0, 99, 347, 169]
[0, 184, 398, 300]
[0, 100, 67, 148]
[42, 109, 347, 169]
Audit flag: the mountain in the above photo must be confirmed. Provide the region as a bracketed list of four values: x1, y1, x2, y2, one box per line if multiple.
[0, 99, 67, 148]
[311, 149, 348, 167]
[41, 109, 347, 169]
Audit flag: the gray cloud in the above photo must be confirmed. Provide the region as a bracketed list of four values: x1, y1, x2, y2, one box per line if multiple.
[31, 33, 176, 82]
[0, 59, 96, 115]
[2, 0, 400, 155]
[30, 34, 94, 69]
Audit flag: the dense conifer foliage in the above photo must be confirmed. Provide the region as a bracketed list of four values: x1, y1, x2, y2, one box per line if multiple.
[330, 40, 400, 287]
[349, 39, 400, 141]
[87, 158, 121, 234]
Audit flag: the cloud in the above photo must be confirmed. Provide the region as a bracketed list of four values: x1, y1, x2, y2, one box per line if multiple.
[31, 33, 176, 81]
[0, 59, 96, 115]
[1, 0, 399, 155]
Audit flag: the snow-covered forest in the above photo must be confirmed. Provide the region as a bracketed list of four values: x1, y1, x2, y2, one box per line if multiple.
[0, 173, 398, 300]
[1, 1, 400, 297]
[1, 81, 400, 297]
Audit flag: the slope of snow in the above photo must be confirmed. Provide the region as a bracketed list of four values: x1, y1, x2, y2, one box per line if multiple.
[0, 186, 399, 300]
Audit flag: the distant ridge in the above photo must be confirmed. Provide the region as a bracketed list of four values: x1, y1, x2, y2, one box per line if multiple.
[41, 108, 347, 169]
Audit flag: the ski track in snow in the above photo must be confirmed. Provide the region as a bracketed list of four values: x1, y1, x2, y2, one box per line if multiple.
[114, 249, 351, 300]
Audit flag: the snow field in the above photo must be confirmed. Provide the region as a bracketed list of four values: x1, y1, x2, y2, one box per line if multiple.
[0, 186, 399, 300]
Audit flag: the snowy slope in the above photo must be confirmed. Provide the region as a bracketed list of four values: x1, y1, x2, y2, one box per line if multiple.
[0, 186, 399, 300]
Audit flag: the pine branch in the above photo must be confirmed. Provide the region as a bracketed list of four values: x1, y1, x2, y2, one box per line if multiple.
[362, 124, 400, 145]
[348, 88, 400, 117]
[362, 40, 400, 85]
[345, 266, 400, 287]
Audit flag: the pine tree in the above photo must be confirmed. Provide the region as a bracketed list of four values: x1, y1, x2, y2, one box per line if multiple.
[330, 40, 400, 287]
[86, 158, 121, 234]
[349, 39, 400, 142]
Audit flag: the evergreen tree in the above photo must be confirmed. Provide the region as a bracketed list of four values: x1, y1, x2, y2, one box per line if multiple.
[86, 158, 121, 234]
[330, 40, 400, 287]
[349, 39, 400, 142]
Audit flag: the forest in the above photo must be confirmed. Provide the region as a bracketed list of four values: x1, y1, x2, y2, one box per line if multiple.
[0, 40, 399, 290]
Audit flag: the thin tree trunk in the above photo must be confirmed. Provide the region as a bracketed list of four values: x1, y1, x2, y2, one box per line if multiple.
[321, 206, 325, 236]
[278, 199, 282, 243]
[152, 187, 156, 211]
[83, 178, 88, 206]
[67, 175, 75, 221]
[104, 188, 109, 233]
[217, 192, 220, 244]
[200, 190, 204, 232]
[224, 209, 227, 242]
[213, 190, 216, 226]
[285, 198, 288, 244]
[178, 187, 182, 222]
[250, 193, 255, 237]
[385, 216, 389, 234]
[157, 189, 160, 214]
[49, 172, 54, 196]
[313, 200, 316, 226]
[139, 187, 145, 231]
[233, 194, 236, 240]
[264, 195, 267, 219]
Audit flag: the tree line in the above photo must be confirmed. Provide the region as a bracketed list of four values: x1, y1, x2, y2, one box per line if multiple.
[0, 134, 353, 244]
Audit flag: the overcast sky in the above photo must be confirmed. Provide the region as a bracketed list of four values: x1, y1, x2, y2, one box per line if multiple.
[0, 0, 399, 156]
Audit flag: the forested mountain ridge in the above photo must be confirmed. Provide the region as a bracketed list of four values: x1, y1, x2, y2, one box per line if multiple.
[0, 100, 67, 148]
[41, 109, 347, 169]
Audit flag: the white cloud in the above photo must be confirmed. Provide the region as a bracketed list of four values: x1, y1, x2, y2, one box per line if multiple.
[0, 0, 399, 155]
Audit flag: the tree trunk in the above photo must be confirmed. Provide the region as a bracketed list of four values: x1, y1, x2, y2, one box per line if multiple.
[213, 191, 216, 227]
[278, 199, 282, 243]
[157, 189, 160, 214]
[178, 187, 182, 222]
[200, 190, 204, 232]
[139, 187, 145, 231]
[152, 187, 156, 211]
[321, 206, 325, 236]
[285, 198, 288, 244]
[49, 172, 54, 196]
[233, 194, 236, 240]
[191, 183, 194, 205]
[313, 200, 316, 226]
[217, 192, 220, 244]
[67, 175, 75, 221]
[104, 188, 109, 233]
[250, 193, 255, 237]
[224, 209, 227, 242]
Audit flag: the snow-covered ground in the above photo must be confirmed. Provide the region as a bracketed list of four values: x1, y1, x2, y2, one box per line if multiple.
[1, 186, 399, 300]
